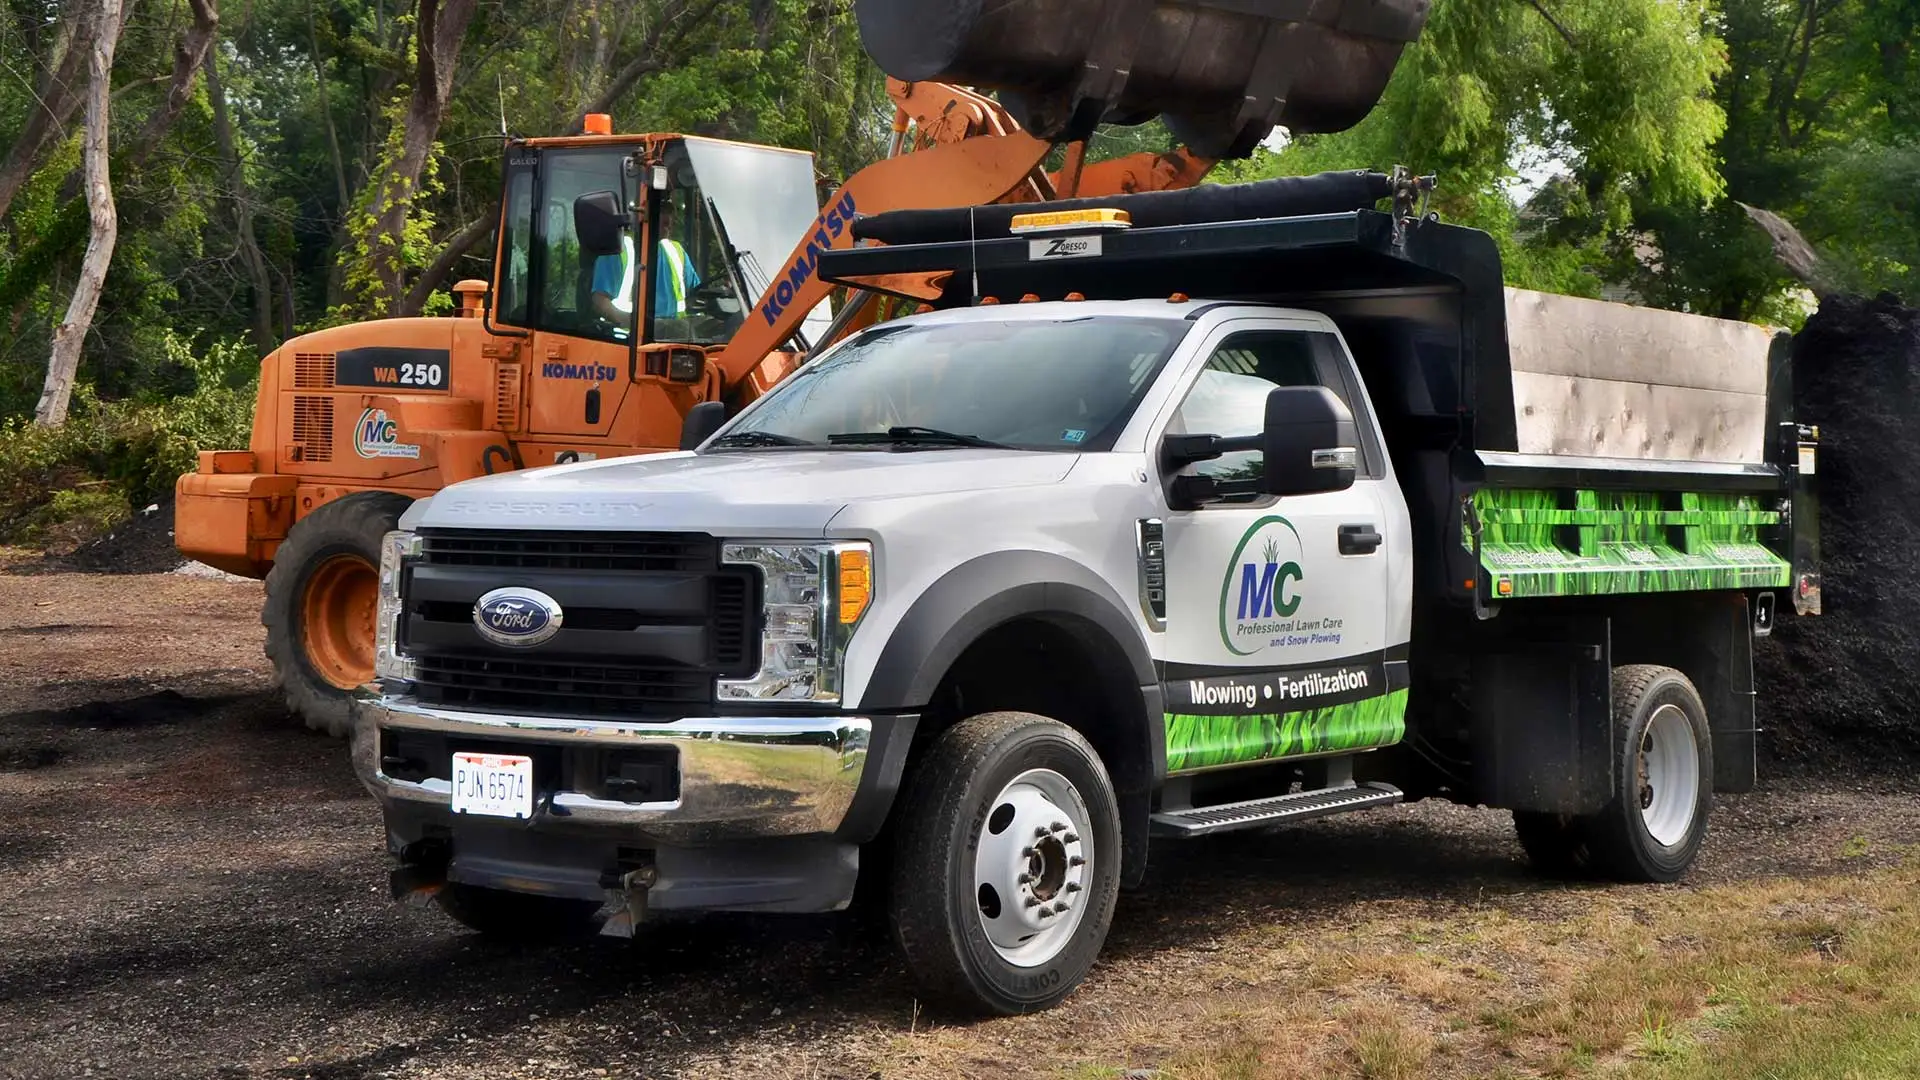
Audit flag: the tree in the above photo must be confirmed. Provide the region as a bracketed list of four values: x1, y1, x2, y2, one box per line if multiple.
[343, 0, 478, 313]
[36, 0, 124, 426]
[1214, 0, 1728, 298]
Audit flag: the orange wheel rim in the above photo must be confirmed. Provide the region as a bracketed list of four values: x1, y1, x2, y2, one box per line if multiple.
[302, 553, 380, 690]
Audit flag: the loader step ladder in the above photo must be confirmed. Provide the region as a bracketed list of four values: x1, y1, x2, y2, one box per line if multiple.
[1150, 781, 1404, 838]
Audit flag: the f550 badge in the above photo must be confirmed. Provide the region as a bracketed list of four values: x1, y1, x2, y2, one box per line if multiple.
[354, 407, 421, 460]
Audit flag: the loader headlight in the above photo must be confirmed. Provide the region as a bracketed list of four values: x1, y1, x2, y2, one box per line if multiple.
[374, 529, 422, 682]
[718, 541, 873, 704]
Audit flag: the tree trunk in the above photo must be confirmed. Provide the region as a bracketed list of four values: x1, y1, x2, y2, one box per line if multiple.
[127, 0, 218, 161]
[206, 49, 277, 351]
[400, 212, 493, 316]
[306, 0, 351, 212]
[575, 0, 725, 129]
[0, 0, 93, 224]
[354, 0, 478, 310]
[36, 0, 124, 427]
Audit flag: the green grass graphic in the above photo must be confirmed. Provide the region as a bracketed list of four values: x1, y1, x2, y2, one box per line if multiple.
[1164, 688, 1409, 774]
[1468, 488, 1789, 598]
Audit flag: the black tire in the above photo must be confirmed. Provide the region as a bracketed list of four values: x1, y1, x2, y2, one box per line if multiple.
[888, 712, 1121, 1016]
[434, 883, 604, 940]
[262, 491, 413, 737]
[1511, 666, 1712, 884]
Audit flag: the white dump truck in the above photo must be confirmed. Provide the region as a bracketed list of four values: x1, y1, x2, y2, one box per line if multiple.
[352, 170, 1821, 1015]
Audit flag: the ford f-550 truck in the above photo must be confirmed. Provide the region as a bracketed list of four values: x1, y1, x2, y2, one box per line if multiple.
[353, 171, 1821, 1015]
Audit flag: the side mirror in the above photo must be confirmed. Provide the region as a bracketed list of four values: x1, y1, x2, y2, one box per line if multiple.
[1262, 385, 1359, 496]
[680, 401, 728, 450]
[573, 190, 625, 257]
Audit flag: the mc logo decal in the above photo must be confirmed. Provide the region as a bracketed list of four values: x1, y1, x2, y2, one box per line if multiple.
[353, 407, 422, 460]
[1218, 516, 1305, 656]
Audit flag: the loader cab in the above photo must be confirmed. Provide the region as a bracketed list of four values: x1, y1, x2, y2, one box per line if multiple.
[494, 138, 740, 348]
[493, 133, 830, 351]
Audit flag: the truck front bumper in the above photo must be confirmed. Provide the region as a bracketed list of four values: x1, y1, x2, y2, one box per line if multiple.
[352, 697, 872, 845]
[352, 696, 897, 913]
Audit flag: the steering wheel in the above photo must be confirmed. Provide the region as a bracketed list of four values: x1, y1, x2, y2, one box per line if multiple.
[685, 278, 738, 321]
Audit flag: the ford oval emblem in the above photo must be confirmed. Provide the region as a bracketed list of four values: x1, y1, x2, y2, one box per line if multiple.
[472, 587, 564, 648]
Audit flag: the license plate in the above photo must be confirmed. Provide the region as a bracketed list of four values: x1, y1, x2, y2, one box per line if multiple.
[451, 752, 534, 819]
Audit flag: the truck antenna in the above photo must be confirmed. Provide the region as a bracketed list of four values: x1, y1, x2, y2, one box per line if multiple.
[968, 206, 980, 305]
[498, 75, 508, 138]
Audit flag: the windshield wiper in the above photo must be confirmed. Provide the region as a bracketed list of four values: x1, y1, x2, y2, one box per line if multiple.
[826, 426, 1014, 450]
[708, 430, 814, 448]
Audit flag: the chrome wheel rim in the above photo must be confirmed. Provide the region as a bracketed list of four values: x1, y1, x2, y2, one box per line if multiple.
[1637, 704, 1700, 847]
[972, 767, 1093, 967]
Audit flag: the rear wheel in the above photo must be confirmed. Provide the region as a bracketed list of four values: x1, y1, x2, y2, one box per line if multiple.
[434, 883, 604, 940]
[1512, 665, 1712, 883]
[888, 712, 1121, 1016]
[263, 491, 412, 736]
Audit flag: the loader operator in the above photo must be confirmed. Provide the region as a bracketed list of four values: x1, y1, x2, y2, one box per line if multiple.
[589, 200, 701, 327]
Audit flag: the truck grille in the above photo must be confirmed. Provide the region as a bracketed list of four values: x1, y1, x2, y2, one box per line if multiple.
[419, 531, 714, 573]
[404, 529, 759, 718]
[411, 655, 711, 714]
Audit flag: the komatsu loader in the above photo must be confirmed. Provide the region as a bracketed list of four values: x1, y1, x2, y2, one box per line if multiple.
[172, 0, 1432, 735]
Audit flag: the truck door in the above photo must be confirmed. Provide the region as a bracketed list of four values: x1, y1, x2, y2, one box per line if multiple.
[1154, 322, 1409, 774]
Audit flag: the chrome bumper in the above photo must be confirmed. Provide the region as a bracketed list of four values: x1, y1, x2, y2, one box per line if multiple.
[352, 697, 871, 844]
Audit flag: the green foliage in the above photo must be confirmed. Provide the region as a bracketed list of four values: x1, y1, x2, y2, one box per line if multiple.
[1212, 0, 1727, 295]
[0, 335, 257, 542]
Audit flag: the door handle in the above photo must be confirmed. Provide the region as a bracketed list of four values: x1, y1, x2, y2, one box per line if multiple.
[1338, 523, 1382, 555]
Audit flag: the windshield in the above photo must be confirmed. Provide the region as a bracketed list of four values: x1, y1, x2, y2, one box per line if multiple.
[682, 137, 833, 346]
[714, 316, 1189, 451]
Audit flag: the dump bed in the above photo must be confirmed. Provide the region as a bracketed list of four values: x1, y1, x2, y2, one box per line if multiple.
[1503, 289, 1779, 466]
[818, 170, 1820, 615]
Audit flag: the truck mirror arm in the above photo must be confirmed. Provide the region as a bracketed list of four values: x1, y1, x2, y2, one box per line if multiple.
[1161, 431, 1260, 468]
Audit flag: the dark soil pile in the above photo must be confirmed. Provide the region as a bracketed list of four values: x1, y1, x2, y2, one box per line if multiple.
[1756, 292, 1920, 769]
[59, 498, 185, 574]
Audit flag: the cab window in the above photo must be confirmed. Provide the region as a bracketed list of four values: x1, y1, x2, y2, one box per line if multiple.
[529, 148, 631, 343]
[496, 169, 534, 326]
[647, 153, 745, 346]
[1167, 328, 1376, 489]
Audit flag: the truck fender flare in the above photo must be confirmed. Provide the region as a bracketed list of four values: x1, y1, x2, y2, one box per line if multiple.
[853, 550, 1162, 885]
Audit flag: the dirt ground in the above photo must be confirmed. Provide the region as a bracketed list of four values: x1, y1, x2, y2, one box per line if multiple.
[1, 573, 1917, 1080]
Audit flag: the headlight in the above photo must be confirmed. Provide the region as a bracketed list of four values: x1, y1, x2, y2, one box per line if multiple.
[718, 541, 873, 704]
[373, 529, 422, 682]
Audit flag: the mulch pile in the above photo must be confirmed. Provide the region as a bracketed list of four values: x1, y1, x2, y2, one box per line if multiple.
[1755, 292, 1920, 768]
[59, 499, 186, 575]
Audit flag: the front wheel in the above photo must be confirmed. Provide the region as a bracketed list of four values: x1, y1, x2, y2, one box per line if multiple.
[888, 712, 1121, 1016]
[262, 491, 413, 736]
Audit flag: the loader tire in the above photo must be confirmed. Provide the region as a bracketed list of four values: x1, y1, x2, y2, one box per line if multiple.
[263, 491, 413, 737]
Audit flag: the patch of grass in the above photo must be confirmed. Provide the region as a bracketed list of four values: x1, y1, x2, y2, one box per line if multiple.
[1340, 1005, 1432, 1080]
[1056, 1065, 1129, 1080]
[874, 860, 1920, 1080]
[1635, 1011, 1690, 1063]
[1840, 835, 1871, 858]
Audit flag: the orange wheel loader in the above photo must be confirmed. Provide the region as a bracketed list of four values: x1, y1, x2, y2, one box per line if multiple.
[173, 0, 1430, 736]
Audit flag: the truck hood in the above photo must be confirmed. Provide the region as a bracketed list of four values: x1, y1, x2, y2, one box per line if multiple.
[408, 449, 1079, 535]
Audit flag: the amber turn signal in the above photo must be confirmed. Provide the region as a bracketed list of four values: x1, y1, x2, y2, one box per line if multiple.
[838, 549, 872, 624]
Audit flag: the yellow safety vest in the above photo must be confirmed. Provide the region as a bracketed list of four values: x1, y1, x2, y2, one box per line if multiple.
[658, 237, 691, 317]
[610, 235, 691, 318]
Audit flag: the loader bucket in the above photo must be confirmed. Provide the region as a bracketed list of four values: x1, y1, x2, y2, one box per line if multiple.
[855, 0, 1431, 159]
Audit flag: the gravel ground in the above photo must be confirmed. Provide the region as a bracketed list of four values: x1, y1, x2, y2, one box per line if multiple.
[1, 572, 1917, 1080]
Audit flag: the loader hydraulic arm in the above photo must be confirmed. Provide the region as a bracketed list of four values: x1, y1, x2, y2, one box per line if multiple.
[712, 129, 1055, 396]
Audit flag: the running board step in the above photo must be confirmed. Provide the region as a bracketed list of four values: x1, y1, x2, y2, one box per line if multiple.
[1150, 782, 1404, 838]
